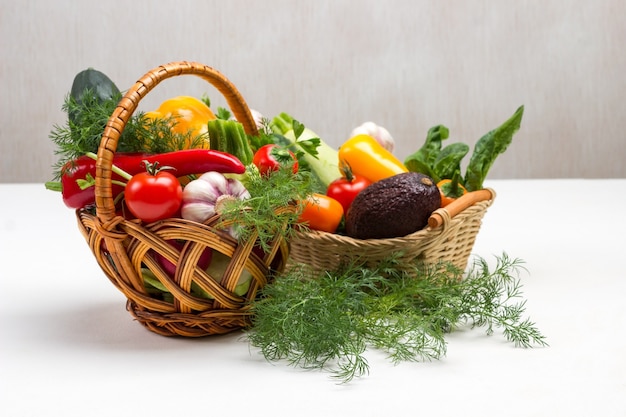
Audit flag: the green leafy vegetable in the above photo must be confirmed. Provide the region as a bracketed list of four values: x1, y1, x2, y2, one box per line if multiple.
[219, 165, 313, 253]
[247, 253, 547, 383]
[404, 106, 524, 190]
[216, 106, 232, 120]
[464, 105, 524, 191]
[404, 125, 450, 182]
[433, 142, 470, 181]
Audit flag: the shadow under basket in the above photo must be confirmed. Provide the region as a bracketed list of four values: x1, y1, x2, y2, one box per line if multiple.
[288, 188, 496, 273]
[74, 61, 290, 337]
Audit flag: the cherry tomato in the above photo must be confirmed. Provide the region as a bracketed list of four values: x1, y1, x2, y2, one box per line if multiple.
[298, 193, 344, 233]
[125, 163, 183, 223]
[252, 144, 299, 175]
[326, 173, 372, 214]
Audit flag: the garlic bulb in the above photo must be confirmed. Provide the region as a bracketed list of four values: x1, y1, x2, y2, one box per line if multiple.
[181, 171, 250, 228]
[349, 122, 395, 153]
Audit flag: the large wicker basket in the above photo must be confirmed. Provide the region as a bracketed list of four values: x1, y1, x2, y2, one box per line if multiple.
[288, 188, 496, 273]
[76, 61, 290, 337]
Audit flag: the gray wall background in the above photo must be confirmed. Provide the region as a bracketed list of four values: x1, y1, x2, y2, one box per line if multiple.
[1, 0, 624, 183]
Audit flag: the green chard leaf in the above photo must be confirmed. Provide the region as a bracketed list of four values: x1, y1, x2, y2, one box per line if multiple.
[464, 106, 524, 192]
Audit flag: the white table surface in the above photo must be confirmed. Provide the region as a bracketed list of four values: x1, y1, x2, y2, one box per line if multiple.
[1, 179, 625, 417]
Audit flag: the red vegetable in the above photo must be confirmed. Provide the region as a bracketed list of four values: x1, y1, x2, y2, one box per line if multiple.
[124, 162, 183, 223]
[55, 149, 245, 209]
[252, 144, 299, 176]
[326, 166, 372, 214]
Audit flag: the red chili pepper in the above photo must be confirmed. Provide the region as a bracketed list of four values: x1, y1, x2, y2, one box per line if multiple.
[57, 149, 245, 209]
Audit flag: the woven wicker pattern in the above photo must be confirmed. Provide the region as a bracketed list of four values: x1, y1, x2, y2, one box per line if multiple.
[288, 189, 495, 273]
[75, 62, 288, 337]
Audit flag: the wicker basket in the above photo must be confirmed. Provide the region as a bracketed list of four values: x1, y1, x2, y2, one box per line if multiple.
[76, 61, 290, 337]
[288, 188, 496, 273]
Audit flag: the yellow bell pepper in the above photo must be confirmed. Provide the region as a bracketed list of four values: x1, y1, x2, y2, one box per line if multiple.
[145, 96, 216, 148]
[338, 134, 408, 183]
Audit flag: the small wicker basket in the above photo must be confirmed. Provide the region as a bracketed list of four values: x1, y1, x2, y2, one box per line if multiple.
[76, 61, 290, 337]
[288, 188, 496, 273]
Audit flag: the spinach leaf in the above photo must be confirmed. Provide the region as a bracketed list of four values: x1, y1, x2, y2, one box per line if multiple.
[464, 106, 524, 192]
[433, 142, 470, 182]
[404, 124, 449, 180]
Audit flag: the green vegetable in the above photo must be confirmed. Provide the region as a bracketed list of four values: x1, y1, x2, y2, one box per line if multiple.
[404, 125, 470, 184]
[247, 253, 547, 383]
[207, 118, 254, 165]
[404, 124, 450, 182]
[464, 105, 524, 191]
[404, 106, 524, 191]
[219, 164, 313, 253]
[69, 68, 120, 126]
[271, 113, 340, 188]
[433, 142, 470, 181]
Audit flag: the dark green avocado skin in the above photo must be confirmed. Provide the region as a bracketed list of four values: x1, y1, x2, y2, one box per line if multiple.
[345, 172, 441, 239]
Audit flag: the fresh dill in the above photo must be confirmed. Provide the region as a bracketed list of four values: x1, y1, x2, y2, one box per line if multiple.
[246, 253, 547, 383]
[49, 89, 206, 179]
[218, 165, 313, 253]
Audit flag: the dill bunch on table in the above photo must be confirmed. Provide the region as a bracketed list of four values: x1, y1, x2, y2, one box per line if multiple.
[246, 253, 547, 383]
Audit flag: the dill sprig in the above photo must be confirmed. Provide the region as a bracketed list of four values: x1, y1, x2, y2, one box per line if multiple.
[49, 89, 206, 179]
[218, 165, 313, 253]
[246, 253, 547, 383]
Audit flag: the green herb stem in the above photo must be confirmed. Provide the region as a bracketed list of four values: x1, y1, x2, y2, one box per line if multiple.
[85, 152, 132, 181]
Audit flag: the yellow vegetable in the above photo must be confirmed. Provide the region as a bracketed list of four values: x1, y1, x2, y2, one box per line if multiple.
[338, 134, 408, 183]
[145, 96, 216, 148]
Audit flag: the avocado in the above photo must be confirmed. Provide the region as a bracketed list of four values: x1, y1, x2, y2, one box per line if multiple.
[345, 172, 441, 239]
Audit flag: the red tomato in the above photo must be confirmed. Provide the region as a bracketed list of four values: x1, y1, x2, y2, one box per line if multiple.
[252, 144, 299, 175]
[125, 168, 183, 223]
[298, 193, 344, 233]
[326, 174, 372, 214]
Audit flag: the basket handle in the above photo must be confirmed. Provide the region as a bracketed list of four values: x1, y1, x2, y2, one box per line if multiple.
[428, 188, 496, 229]
[94, 61, 258, 224]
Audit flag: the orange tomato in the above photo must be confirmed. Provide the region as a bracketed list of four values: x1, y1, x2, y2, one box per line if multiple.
[298, 193, 344, 233]
[437, 178, 467, 207]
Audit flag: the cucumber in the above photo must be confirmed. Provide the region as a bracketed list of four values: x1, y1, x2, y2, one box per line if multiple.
[70, 68, 120, 106]
[69, 68, 120, 125]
